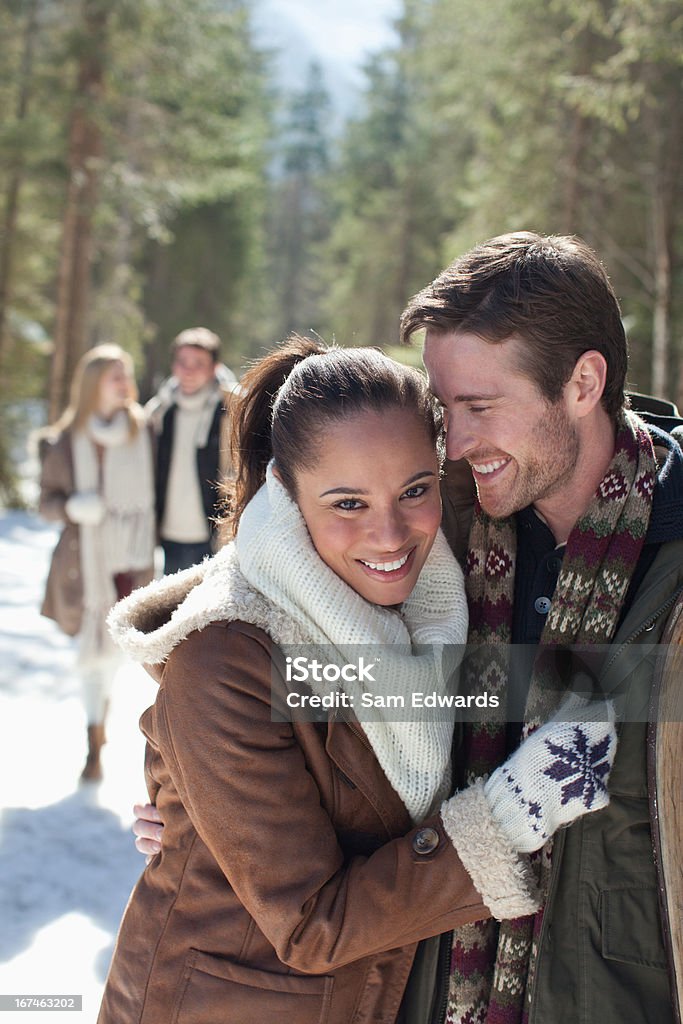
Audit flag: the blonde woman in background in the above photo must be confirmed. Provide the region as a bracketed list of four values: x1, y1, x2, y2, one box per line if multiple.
[38, 344, 156, 781]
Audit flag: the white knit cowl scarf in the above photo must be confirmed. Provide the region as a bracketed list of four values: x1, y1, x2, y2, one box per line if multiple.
[173, 382, 222, 449]
[235, 464, 469, 823]
[149, 375, 229, 449]
[72, 410, 155, 665]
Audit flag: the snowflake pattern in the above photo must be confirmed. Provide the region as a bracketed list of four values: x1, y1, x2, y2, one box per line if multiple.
[542, 726, 612, 807]
[498, 767, 546, 840]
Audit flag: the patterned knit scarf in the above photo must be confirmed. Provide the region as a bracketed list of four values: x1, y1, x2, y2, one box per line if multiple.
[446, 410, 656, 1024]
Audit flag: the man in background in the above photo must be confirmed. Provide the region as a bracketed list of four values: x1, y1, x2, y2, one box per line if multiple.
[146, 327, 238, 574]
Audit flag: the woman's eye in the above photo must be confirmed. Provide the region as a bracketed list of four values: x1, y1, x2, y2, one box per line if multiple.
[402, 485, 427, 500]
[469, 406, 490, 414]
[334, 498, 364, 511]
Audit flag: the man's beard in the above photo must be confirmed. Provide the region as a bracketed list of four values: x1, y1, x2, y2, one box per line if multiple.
[477, 401, 581, 520]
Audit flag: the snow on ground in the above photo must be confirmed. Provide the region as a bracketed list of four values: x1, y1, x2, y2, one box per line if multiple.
[0, 510, 159, 1023]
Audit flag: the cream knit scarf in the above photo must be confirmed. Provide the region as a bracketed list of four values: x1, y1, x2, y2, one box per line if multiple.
[174, 381, 222, 449]
[73, 410, 155, 664]
[149, 378, 223, 449]
[160, 385, 217, 543]
[235, 464, 470, 823]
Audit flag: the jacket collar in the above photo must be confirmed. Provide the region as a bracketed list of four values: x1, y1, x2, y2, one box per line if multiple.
[646, 425, 683, 545]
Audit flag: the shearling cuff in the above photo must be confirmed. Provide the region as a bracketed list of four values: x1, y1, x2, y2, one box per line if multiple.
[440, 779, 541, 920]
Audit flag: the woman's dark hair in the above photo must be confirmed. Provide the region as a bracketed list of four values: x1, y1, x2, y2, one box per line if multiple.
[223, 334, 441, 533]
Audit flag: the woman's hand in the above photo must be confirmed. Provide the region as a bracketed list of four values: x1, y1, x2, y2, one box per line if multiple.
[133, 803, 164, 862]
[65, 491, 106, 525]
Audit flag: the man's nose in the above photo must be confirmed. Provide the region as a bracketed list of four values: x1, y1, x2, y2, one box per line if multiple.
[444, 418, 475, 462]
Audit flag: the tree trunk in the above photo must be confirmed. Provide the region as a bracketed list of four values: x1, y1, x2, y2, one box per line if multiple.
[48, 0, 110, 422]
[0, 0, 40, 363]
[562, 110, 588, 233]
[651, 187, 671, 400]
[649, 67, 681, 404]
[278, 176, 305, 338]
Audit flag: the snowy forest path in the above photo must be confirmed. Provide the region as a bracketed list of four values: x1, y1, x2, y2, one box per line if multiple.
[0, 510, 157, 1023]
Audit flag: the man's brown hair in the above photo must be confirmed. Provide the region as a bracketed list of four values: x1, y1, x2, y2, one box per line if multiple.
[400, 231, 628, 420]
[172, 327, 221, 362]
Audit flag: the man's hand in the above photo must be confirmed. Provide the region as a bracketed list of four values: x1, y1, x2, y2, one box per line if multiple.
[484, 700, 617, 853]
[133, 803, 164, 862]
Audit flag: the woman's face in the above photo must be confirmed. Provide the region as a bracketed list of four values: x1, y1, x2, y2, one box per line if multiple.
[97, 361, 132, 418]
[293, 407, 442, 606]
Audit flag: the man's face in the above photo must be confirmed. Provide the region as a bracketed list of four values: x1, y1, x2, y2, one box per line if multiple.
[423, 330, 580, 521]
[172, 345, 216, 395]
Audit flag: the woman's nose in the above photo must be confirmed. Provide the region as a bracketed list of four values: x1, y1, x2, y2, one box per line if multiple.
[367, 507, 410, 551]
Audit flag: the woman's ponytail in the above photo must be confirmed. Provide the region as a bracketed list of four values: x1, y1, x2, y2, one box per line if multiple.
[223, 334, 326, 534]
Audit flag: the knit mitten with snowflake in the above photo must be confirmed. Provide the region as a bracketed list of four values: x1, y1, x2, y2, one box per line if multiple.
[484, 700, 617, 853]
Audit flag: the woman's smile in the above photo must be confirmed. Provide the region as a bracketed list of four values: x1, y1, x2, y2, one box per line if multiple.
[357, 546, 416, 579]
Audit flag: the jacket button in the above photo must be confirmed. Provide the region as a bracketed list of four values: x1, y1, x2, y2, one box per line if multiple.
[534, 596, 552, 614]
[412, 827, 440, 855]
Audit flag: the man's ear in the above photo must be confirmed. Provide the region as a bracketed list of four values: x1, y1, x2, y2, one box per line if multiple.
[568, 350, 607, 418]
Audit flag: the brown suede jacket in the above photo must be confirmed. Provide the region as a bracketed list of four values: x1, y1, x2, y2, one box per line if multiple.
[98, 609, 533, 1024]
